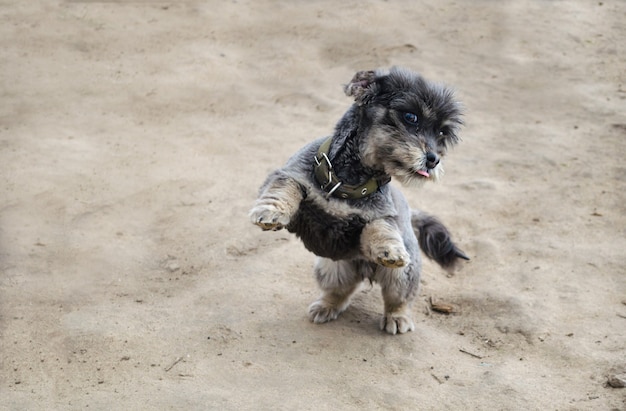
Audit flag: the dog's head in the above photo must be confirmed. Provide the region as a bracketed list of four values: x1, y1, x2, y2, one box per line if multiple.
[344, 67, 463, 186]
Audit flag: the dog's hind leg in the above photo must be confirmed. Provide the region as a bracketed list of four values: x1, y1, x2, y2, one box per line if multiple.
[249, 172, 304, 231]
[376, 265, 419, 335]
[308, 258, 362, 324]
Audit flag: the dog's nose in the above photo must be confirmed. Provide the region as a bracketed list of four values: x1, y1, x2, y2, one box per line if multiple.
[425, 152, 440, 169]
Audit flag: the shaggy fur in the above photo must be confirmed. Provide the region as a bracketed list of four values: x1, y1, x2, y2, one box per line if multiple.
[250, 67, 468, 334]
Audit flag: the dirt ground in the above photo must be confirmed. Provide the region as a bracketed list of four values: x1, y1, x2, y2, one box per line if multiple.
[1, 1, 625, 410]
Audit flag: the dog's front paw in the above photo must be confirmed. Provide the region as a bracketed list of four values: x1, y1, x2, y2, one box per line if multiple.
[380, 313, 415, 335]
[373, 244, 410, 268]
[249, 204, 291, 231]
[308, 300, 343, 324]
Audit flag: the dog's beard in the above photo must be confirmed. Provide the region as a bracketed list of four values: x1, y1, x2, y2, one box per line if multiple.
[405, 163, 444, 186]
[389, 154, 445, 188]
[362, 128, 445, 187]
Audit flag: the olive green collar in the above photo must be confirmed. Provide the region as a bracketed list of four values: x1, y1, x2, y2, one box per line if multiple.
[313, 137, 391, 199]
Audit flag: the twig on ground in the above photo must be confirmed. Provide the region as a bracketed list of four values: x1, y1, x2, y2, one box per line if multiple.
[430, 373, 444, 384]
[459, 348, 483, 359]
[165, 356, 184, 372]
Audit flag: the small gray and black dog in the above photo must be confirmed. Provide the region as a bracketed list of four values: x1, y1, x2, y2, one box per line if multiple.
[250, 67, 469, 334]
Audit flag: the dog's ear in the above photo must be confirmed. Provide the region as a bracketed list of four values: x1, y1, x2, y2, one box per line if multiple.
[344, 70, 380, 106]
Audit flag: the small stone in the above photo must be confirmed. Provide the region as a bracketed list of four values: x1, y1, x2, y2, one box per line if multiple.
[167, 262, 180, 272]
[607, 373, 626, 388]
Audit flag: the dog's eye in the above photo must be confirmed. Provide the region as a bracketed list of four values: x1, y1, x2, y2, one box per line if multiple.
[403, 112, 418, 125]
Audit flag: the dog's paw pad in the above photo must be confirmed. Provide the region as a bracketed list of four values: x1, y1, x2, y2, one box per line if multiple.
[375, 248, 410, 268]
[255, 220, 283, 231]
[380, 313, 415, 335]
[249, 205, 290, 231]
[308, 300, 341, 324]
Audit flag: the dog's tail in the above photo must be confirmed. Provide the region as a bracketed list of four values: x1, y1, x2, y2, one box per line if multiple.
[411, 210, 470, 269]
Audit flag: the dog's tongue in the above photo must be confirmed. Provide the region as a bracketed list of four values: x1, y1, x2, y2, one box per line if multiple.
[416, 170, 430, 178]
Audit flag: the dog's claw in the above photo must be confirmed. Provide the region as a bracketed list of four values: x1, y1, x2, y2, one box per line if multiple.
[256, 223, 284, 231]
[374, 247, 409, 268]
[256, 220, 284, 231]
[249, 204, 291, 231]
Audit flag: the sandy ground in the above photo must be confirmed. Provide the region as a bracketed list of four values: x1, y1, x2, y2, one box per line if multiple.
[1, 1, 625, 409]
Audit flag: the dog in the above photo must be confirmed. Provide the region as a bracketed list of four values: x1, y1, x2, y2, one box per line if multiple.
[249, 67, 468, 334]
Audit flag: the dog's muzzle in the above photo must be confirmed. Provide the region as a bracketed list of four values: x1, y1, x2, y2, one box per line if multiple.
[415, 152, 440, 178]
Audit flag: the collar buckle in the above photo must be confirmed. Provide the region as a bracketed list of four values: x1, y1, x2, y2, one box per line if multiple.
[314, 149, 342, 199]
[313, 137, 389, 200]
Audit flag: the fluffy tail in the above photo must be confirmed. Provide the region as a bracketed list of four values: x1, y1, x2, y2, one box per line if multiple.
[411, 210, 470, 269]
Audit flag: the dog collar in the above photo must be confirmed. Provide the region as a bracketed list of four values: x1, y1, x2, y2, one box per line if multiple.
[314, 137, 391, 199]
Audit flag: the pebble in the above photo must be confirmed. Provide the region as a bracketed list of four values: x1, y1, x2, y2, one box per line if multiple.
[167, 262, 180, 272]
[607, 373, 626, 388]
